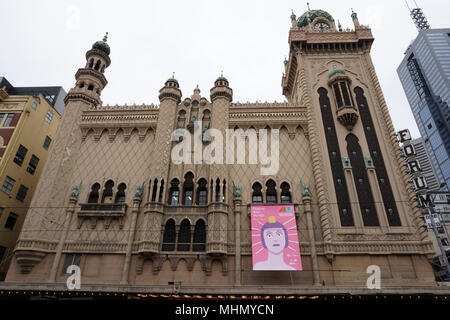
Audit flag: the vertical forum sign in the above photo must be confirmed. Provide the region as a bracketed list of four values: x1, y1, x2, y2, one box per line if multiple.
[251, 205, 302, 271]
[397, 129, 431, 218]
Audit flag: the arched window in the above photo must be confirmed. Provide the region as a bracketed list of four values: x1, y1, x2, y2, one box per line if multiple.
[193, 219, 206, 251]
[252, 182, 263, 203]
[87, 84, 94, 91]
[161, 219, 176, 251]
[280, 182, 291, 204]
[79, 82, 85, 89]
[177, 219, 191, 251]
[266, 179, 277, 204]
[115, 183, 126, 203]
[215, 178, 221, 202]
[101, 180, 114, 203]
[168, 179, 180, 205]
[88, 58, 94, 68]
[222, 179, 226, 202]
[332, 80, 354, 108]
[177, 110, 186, 128]
[94, 60, 101, 71]
[158, 179, 164, 203]
[196, 178, 208, 205]
[88, 183, 100, 203]
[151, 179, 158, 202]
[202, 110, 211, 131]
[182, 172, 194, 205]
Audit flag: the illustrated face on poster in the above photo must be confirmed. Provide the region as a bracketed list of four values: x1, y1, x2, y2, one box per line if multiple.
[251, 205, 302, 271]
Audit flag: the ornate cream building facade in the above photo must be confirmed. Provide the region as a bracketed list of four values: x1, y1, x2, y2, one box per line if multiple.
[4, 8, 441, 293]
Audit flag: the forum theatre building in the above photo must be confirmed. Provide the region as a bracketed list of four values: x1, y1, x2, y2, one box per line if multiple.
[3, 7, 441, 294]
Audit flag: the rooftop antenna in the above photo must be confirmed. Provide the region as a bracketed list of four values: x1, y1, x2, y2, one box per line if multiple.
[406, 0, 430, 31]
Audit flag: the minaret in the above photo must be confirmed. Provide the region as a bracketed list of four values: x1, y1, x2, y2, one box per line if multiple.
[351, 8, 360, 28]
[206, 73, 232, 255]
[13, 34, 112, 274]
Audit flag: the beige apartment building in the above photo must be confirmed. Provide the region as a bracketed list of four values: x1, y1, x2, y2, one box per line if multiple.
[0, 78, 65, 280]
[3, 8, 444, 294]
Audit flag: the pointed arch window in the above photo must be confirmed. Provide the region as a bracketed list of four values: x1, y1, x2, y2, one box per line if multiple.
[196, 178, 208, 205]
[88, 183, 100, 203]
[168, 179, 180, 205]
[177, 219, 191, 251]
[162, 219, 176, 251]
[202, 110, 211, 131]
[193, 219, 206, 251]
[115, 183, 126, 203]
[177, 110, 186, 128]
[215, 178, 221, 202]
[266, 179, 277, 204]
[182, 172, 194, 205]
[94, 60, 101, 71]
[158, 179, 164, 203]
[222, 180, 226, 202]
[280, 182, 291, 203]
[101, 180, 114, 203]
[252, 182, 263, 203]
[151, 179, 158, 202]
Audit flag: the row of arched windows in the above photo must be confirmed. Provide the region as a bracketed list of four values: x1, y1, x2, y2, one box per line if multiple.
[162, 219, 206, 252]
[85, 179, 293, 206]
[177, 109, 211, 131]
[251, 180, 292, 204]
[86, 58, 106, 73]
[87, 180, 127, 204]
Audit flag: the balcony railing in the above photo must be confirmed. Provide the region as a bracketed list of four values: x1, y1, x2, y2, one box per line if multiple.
[78, 203, 128, 217]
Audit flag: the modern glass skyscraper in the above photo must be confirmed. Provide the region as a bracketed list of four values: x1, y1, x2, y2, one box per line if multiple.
[397, 28, 450, 191]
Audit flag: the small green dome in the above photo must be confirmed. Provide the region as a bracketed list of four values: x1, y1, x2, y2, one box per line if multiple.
[297, 9, 334, 28]
[92, 32, 110, 55]
[328, 63, 346, 78]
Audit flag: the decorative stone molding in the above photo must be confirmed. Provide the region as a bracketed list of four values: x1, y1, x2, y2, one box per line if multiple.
[14, 250, 47, 274]
[77, 203, 127, 229]
[336, 106, 359, 130]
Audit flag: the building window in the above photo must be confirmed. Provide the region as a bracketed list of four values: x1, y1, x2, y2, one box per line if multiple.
[4, 213, 18, 230]
[182, 172, 194, 205]
[101, 180, 114, 203]
[43, 136, 52, 150]
[1, 176, 15, 195]
[252, 182, 263, 203]
[32, 102, 37, 110]
[177, 219, 191, 251]
[266, 179, 277, 204]
[45, 110, 54, 123]
[88, 183, 100, 203]
[168, 179, 180, 205]
[13, 145, 28, 166]
[0, 113, 4, 125]
[193, 219, 206, 251]
[62, 254, 81, 275]
[151, 179, 158, 202]
[3, 114, 14, 127]
[177, 110, 186, 128]
[280, 182, 291, 203]
[162, 219, 176, 251]
[26, 155, 39, 174]
[115, 183, 126, 203]
[196, 178, 208, 205]
[215, 178, 221, 202]
[16, 185, 28, 202]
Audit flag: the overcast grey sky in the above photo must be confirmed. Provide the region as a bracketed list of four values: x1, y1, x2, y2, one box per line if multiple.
[1, 0, 448, 138]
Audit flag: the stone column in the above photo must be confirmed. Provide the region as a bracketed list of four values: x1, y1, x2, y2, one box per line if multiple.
[121, 196, 141, 284]
[233, 198, 242, 286]
[48, 196, 77, 283]
[303, 196, 320, 286]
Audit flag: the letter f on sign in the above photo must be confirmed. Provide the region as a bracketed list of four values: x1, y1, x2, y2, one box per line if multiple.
[366, 265, 381, 289]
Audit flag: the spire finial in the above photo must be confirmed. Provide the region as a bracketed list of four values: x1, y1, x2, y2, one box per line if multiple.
[221, 70, 223, 77]
[103, 32, 108, 42]
[172, 72, 175, 78]
[351, 8, 358, 19]
[307, 2, 310, 11]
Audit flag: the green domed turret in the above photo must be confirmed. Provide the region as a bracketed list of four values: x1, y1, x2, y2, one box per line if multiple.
[92, 32, 110, 55]
[297, 9, 334, 28]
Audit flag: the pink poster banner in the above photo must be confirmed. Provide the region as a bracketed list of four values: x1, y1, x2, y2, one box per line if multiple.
[251, 205, 302, 271]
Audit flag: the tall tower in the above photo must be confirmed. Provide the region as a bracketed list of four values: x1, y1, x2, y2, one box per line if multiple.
[283, 6, 434, 280]
[11, 34, 111, 274]
[397, 5, 450, 191]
